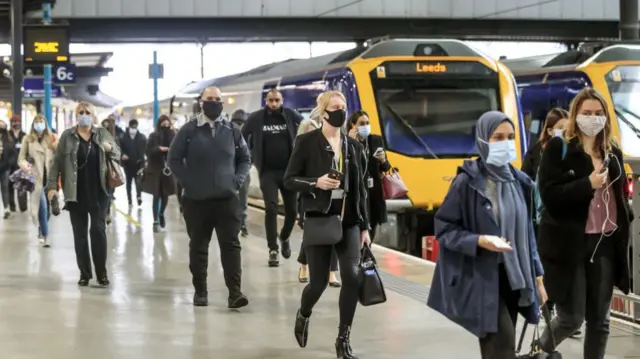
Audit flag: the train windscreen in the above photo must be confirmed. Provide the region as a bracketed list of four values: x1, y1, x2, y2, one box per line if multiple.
[370, 61, 500, 159]
[606, 65, 640, 157]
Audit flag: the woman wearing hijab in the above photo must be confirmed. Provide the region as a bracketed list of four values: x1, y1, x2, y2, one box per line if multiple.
[143, 115, 177, 232]
[426, 111, 547, 358]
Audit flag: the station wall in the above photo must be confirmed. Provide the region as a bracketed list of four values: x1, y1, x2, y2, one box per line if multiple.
[51, 0, 620, 20]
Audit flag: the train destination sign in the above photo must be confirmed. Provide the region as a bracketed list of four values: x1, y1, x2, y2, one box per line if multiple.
[23, 25, 70, 64]
[381, 61, 494, 77]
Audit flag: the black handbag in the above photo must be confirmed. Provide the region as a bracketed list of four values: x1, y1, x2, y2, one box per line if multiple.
[358, 244, 387, 306]
[517, 304, 562, 359]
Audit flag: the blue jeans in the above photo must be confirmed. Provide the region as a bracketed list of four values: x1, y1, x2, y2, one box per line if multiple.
[39, 188, 49, 237]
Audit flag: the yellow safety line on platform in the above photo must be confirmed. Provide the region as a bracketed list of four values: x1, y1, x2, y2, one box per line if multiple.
[111, 203, 141, 227]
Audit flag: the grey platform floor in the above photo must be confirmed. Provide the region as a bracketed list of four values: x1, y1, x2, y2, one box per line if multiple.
[0, 191, 638, 359]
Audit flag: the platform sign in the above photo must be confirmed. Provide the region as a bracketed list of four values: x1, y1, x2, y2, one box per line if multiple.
[23, 78, 62, 98]
[149, 63, 164, 79]
[23, 24, 70, 65]
[53, 64, 76, 84]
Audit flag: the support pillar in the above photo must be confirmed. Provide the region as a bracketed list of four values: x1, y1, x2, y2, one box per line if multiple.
[10, 0, 23, 119]
[620, 0, 639, 40]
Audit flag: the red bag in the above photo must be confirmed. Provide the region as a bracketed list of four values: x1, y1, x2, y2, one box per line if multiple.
[381, 169, 408, 200]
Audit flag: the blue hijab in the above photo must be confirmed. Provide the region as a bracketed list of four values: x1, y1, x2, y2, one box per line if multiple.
[476, 111, 535, 307]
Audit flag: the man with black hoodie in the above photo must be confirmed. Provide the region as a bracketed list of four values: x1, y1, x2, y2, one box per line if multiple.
[242, 89, 303, 267]
[8, 114, 26, 212]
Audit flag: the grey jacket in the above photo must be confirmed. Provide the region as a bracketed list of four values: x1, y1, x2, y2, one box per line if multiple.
[46, 126, 121, 203]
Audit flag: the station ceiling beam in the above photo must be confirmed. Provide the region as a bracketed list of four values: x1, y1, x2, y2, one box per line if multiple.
[0, 17, 621, 43]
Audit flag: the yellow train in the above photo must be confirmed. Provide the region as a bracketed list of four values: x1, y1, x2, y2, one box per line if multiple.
[157, 39, 526, 255]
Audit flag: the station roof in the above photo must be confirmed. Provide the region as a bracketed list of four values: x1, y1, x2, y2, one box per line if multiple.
[0, 0, 56, 25]
[0, 51, 116, 107]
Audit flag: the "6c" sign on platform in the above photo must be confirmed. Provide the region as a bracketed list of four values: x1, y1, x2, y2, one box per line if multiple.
[54, 64, 76, 84]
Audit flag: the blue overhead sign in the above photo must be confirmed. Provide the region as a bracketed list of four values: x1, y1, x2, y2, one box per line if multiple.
[23, 77, 62, 98]
[53, 64, 76, 84]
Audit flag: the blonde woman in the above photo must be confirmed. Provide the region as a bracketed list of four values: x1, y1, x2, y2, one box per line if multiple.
[18, 114, 56, 247]
[285, 90, 370, 358]
[46, 102, 120, 287]
[295, 94, 340, 286]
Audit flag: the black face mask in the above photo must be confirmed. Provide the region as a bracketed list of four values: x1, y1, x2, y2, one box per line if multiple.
[202, 101, 223, 119]
[325, 109, 347, 128]
[12, 124, 20, 129]
[0, 128, 7, 134]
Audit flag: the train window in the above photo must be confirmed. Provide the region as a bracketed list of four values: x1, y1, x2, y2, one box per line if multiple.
[607, 66, 640, 157]
[373, 78, 499, 158]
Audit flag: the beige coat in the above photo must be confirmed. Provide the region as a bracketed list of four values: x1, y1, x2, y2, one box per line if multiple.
[18, 136, 55, 219]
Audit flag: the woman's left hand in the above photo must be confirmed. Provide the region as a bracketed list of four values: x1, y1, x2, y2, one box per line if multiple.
[102, 142, 112, 153]
[360, 230, 371, 247]
[536, 277, 548, 305]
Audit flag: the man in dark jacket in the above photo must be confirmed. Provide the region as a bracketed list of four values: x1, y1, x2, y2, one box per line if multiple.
[242, 88, 303, 267]
[8, 114, 26, 212]
[120, 119, 147, 207]
[231, 109, 251, 237]
[168, 86, 251, 309]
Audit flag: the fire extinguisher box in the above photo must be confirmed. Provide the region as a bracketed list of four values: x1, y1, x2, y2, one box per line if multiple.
[422, 236, 439, 263]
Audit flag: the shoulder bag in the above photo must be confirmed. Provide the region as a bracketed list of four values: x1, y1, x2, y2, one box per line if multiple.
[358, 243, 387, 306]
[382, 168, 408, 200]
[302, 136, 349, 247]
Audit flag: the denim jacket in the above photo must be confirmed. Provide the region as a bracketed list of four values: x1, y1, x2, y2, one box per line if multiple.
[46, 126, 120, 202]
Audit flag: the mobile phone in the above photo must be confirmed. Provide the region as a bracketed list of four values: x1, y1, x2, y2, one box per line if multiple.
[373, 147, 384, 156]
[329, 169, 343, 181]
[600, 157, 610, 173]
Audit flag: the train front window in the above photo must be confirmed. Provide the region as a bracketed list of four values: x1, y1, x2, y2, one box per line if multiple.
[606, 65, 640, 157]
[372, 78, 500, 159]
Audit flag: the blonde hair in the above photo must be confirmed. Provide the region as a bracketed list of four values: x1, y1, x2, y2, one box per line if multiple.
[26, 114, 56, 149]
[75, 101, 98, 126]
[564, 87, 614, 153]
[308, 90, 347, 123]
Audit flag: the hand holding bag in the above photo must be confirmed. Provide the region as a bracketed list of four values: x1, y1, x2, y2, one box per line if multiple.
[106, 157, 124, 188]
[381, 168, 408, 200]
[516, 304, 562, 359]
[358, 243, 387, 306]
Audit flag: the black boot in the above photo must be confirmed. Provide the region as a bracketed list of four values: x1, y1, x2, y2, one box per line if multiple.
[335, 325, 358, 359]
[294, 309, 310, 348]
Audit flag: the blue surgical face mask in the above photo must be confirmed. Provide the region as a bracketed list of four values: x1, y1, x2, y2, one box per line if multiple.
[129, 128, 138, 136]
[33, 123, 45, 133]
[553, 128, 563, 137]
[78, 115, 93, 127]
[358, 125, 371, 138]
[484, 139, 517, 167]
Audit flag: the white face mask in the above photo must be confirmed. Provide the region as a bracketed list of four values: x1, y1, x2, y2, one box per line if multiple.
[576, 115, 606, 137]
[553, 129, 563, 137]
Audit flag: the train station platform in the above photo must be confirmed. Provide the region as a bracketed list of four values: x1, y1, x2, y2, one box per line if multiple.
[0, 188, 638, 359]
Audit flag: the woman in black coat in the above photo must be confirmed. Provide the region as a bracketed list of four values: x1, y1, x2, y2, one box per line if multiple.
[535, 88, 632, 359]
[143, 115, 176, 232]
[346, 110, 390, 241]
[521, 108, 569, 180]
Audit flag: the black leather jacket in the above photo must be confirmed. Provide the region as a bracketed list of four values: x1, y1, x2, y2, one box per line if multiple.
[284, 129, 369, 231]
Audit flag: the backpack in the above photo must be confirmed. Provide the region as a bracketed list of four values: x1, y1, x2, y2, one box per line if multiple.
[533, 138, 567, 224]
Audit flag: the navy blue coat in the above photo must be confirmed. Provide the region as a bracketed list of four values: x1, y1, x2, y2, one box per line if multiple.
[426, 159, 544, 338]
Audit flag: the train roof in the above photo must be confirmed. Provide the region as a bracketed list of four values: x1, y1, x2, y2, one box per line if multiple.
[502, 44, 640, 75]
[174, 39, 494, 98]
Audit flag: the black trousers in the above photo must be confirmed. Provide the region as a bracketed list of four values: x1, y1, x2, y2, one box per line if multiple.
[297, 242, 338, 271]
[183, 196, 242, 295]
[68, 203, 109, 280]
[300, 226, 361, 326]
[152, 184, 168, 222]
[124, 167, 141, 204]
[479, 265, 519, 359]
[260, 170, 297, 251]
[539, 233, 615, 359]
